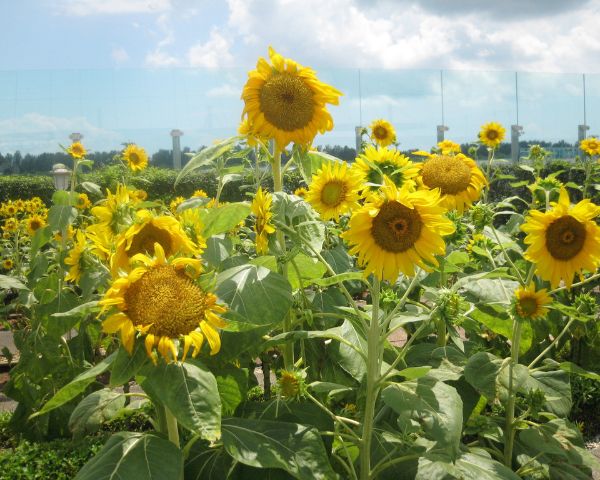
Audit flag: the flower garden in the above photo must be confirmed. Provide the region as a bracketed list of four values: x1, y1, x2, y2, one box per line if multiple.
[1, 47, 600, 479]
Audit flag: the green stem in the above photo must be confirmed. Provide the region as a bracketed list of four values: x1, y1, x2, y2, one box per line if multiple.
[164, 407, 180, 448]
[528, 318, 575, 369]
[360, 277, 382, 480]
[549, 272, 600, 294]
[504, 318, 522, 467]
[436, 315, 447, 347]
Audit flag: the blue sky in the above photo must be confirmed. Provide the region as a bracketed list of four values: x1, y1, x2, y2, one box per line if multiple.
[1, 0, 600, 155]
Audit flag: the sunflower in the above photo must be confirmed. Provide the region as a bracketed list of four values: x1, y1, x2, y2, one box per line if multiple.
[178, 208, 207, 249]
[130, 189, 148, 203]
[91, 184, 134, 240]
[26, 214, 46, 236]
[170, 196, 185, 214]
[5, 204, 17, 217]
[341, 180, 455, 281]
[2, 259, 13, 270]
[418, 153, 487, 214]
[112, 209, 200, 276]
[64, 230, 87, 283]
[305, 161, 362, 221]
[437, 139, 461, 155]
[514, 284, 551, 320]
[122, 144, 148, 172]
[86, 224, 112, 261]
[54, 225, 75, 242]
[75, 193, 91, 210]
[67, 141, 87, 159]
[3, 218, 18, 233]
[251, 187, 275, 255]
[294, 187, 308, 198]
[580, 137, 600, 156]
[241, 47, 342, 151]
[193, 189, 208, 198]
[521, 188, 600, 288]
[369, 119, 396, 147]
[354, 145, 419, 193]
[238, 118, 266, 147]
[100, 243, 226, 363]
[479, 122, 506, 148]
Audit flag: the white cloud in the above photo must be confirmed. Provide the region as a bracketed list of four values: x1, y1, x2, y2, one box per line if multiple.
[111, 46, 129, 63]
[145, 49, 180, 67]
[57, 0, 171, 16]
[188, 29, 234, 68]
[206, 84, 241, 97]
[0, 113, 121, 154]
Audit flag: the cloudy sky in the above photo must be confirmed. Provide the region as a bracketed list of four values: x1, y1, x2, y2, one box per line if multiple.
[1, 0, 599, 154]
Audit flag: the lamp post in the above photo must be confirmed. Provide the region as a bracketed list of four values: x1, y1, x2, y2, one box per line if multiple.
[171, 129, 184, 170]
[69, 132, 83, 143]
[51, 163, 72, 190]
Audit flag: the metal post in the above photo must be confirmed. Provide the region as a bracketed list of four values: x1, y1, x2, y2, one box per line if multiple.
[355, 126, 363, 154]
[511, 125, 523, 163]
[170, 129, 183, 170]
[437, 125, 448, 143]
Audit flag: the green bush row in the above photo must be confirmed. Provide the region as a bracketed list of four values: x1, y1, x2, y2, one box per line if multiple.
[0, 160, 587, 207]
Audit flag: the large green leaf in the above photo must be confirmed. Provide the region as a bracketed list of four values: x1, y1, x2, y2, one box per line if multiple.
[469, 305, 533, 354]
[31, 352, 116, 418]
[329, 319, 368, 381]
[74, 432, 183, 480]
[416, 450, 520, 479]
[185, 443, 234, 480]
[463, 352, 528, 402]
[0, 274, 28, 290]
[110, 343, 149, 387]
[213, 366, 249, 415]
[521, 370, 571, 416]
[272, 192, 325, 254]
[47, 203, 77, 234]
[141, 360, 221, 441]
[382, 376, 463, 456]
[221, 417, 336, 480]
[287, 252, 327, 290]
[216, 265, 293, 327]
[69, 388, 125, 436]
[175, 137, 238, 186]
[199, 202, 251, 239]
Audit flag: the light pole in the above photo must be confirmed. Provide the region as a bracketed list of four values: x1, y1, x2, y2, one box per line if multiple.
[511, 125, 523, 163]
[51, 163, 72, 190]
[69, 132, 83, 143]
[171, 129, 184, 170]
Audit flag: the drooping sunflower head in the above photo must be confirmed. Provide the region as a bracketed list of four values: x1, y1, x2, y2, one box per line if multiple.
[479, 122, 506, 148]
[251, 187, 276, 255]
[122, 144, 148, 172]
[64, 230, 88, 284]
[67, 141, 87, 159]
[241, 47, 342, 151]
[112, 209, 200, 276]
[238, 118, 268, 148]
[341, 180, 455, 281]
[26, 214, 46, 236]
[521, 188, 600, 288]
[513, 284, 551, 320]
[100, 243, 226, 363]
[437, 139, 461, 155]
[75, 193, 91, 210]
[305, 161, 362, 221]
[418, 153, 487, 214]
[369, 119, 396, 147]
[91, 184, 134, 240]
[580, 137, 600, 156]
[354, 145, 419, 193]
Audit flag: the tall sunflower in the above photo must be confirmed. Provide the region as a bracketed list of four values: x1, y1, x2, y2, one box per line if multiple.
[64, 230, 87, 284]
[251, 187, 275, 255]
[479, 122, 506, 148]
[91, 184, 134, 240]
[369, 119, 396, 147]
[100, 243, 226, 363]
[521, 188, 600, 288]
[241, 47, 342, 151]
[112, 210, 200, 275]
[418, 153, 487, 214]
[122, 144, 148, 172]
[67, 141, 87, 159]
[341, 181, 455, 281]
[580, 137, 600, 156]
[305, 161, 362, 221]
[354, 145, 419, 194]
[514, 284, 551, 320]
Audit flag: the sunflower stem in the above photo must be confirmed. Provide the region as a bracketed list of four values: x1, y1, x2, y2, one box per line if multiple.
[504, 317, 522, 468]
[528, 318, 575, 369]
[164, 407, 180, 449]
[360, 277, 382, 480]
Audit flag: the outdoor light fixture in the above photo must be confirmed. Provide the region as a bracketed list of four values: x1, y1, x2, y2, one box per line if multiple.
[51, 163, 71, 190]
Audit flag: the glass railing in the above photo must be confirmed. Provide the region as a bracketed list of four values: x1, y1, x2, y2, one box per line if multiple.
[0, 67, 594, 162]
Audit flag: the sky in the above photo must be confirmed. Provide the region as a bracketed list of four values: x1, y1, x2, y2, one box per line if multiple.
[1, 0, 600, 155]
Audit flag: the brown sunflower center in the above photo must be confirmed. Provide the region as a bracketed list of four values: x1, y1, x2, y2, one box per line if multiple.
[320, 181, 346, 206]
[260, 72, 315, 132]
[486, 130, 499, 141]
[421, 155, 472, 194]
[128, 152, 140, 165]
[371, 201, 422, 253]
[545, 215, 586, 260]
[128, 223, 174, 258]
[29, 219, 42, 231]
[373, 126, 389, 140]
[124, 265, 214, 337]
[517, 297, 538, 317]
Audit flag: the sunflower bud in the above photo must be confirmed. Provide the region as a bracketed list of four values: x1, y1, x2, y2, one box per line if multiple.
[469, 203, 494, 232]
[277, 369, 307, 401]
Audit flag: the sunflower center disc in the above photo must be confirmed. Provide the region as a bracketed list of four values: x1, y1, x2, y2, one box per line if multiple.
[129, 152, 140, 164]
[260, 72, 315, 132]
[545, 215, 586, 260]
[421, 155, 472, 194]
[518, 297, 538, 317]
[373, 126, 388, 139]
[124, 265, 208, 337]
[371, 201, 422, 253]
[128, 223, 174, 258]
[320, 181, 346, 206]
[486, 130, 498, 140]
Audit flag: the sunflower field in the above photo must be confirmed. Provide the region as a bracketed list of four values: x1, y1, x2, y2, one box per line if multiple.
[1, 47, 600, 480]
